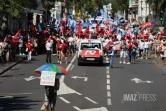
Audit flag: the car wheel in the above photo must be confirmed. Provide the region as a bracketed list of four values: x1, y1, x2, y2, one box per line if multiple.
[99, 61, 103, 66]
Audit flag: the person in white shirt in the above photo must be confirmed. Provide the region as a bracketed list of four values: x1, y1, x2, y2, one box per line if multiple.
[45, 38, 52, 64]
[18, 37, 25, 55]
[143, 39, 150, 59]
[138, 39, 144, 59]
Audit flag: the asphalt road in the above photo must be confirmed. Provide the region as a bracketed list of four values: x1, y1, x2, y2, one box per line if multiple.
[0, 54, 166, 111]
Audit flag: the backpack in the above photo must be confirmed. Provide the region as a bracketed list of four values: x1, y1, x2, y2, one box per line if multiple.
[132, 48, 136, 53]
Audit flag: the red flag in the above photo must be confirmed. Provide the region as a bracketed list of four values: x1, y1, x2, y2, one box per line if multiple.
[12, 28, 22, 46]
[83, 26, 89, 35]
[95, 24, 99, 34]
[77, 22, 82, 34]
[3, 34, 8, 43]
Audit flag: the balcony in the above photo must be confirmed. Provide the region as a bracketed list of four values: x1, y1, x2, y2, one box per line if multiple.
[129, 0, 138, 8]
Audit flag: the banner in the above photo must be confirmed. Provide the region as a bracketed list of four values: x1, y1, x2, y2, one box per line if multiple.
[81, 50, 100, 57]
[40, 71, 56, 86]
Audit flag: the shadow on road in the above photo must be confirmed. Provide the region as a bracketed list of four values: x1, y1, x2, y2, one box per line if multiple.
[0, 96, 41, 111]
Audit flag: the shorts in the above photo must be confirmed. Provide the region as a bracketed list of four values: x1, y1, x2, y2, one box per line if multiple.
[57, 51, 63, 57]
[63, 52, 67, 57]
[143, 48, 149, 53]
[44, 92, 57, 107]
[120, 50, 126, 58]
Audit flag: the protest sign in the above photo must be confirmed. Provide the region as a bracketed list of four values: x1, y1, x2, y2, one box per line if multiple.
[40, 71, 56, 86]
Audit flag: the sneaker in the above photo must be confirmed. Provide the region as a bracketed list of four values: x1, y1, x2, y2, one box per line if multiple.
[123, 61, 126, 64]
[60, 61, 62, 64]
[140, 57, 143, 59]
[22, 53, 25, 55]
[126, 62, 131, 64]
[19, 53, 22, 55]
[146, 57, 148, 59]
[58, 61, 59, 63]
[119, 61, 122, 64]
[66, 62, 68, 64]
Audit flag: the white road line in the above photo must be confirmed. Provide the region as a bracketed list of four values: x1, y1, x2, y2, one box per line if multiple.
[106, 67, 109, 70]
[59, 97, 70, 103]
[61, 55, 77, 82]
[107, 91, 111, 97]
[70, 65, 75, 71]
[73, 106, 81, 111]
[107, 99, 112, 105]
[84, 97, 98, 104]
[107, 75, 110, 79]
[106, 70, 109, 74]
[107, 85, 110, 90]
[107, 79, 110, 84]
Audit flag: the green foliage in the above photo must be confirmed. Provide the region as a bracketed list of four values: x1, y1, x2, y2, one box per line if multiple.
[110, 0, 129, 15]
[0, 0, 38, 18]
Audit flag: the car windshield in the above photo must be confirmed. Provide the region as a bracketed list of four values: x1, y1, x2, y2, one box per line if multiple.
[81, 43, 101, 50]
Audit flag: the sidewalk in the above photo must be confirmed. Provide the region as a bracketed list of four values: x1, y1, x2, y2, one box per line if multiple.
[150, 53, 166, 72]
[0, 55, 26, 75]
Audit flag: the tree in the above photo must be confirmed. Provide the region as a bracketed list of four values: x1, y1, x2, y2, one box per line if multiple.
[0, 0, 38, 18]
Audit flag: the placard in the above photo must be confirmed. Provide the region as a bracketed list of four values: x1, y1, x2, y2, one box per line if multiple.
[40, 71, 56, 86]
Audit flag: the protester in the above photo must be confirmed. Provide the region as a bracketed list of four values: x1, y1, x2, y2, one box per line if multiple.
[108, 44, 115, 68]
[62, 40, 68, 64]
[45, 38, 52, 64]
[119, 40, 127, 64]
[26, 40, 33, 61]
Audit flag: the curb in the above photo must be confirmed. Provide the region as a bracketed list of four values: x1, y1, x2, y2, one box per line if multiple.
[0, 57, 26, 75]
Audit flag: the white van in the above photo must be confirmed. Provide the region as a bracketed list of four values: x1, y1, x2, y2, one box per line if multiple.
[77, 39, 104, 65]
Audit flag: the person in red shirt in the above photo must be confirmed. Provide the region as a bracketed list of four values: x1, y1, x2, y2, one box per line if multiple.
[26, 40, 33, 61]
[56, 40, 63, 64]
[62, 40, 68, 64]
[126, 40, 132, 64]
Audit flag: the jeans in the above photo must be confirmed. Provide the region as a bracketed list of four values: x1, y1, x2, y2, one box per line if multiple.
[19, 47, 23, 54]
[28, 51, 32, 60]
[109, 55, 113, 67]
[128, 50, 132, 62]
[46, 50, 51, 63]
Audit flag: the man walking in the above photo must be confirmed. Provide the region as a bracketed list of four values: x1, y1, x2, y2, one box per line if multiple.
[45, 38, 52, 64]
[108, 44, 115, 68]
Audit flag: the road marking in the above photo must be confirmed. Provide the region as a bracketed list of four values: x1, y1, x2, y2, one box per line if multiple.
[40, 104, 45, 110]
[0, 92, 33, 96]
[106, 70, 109, 74]
[84, 97, 98, 104]
[73, 106, 81, 111]
[71, 76, 88, 81]
[106, 57, 112, 105]
[107, 99, 112, 105]
[107, 85, 110, 90]
[73, 107, 108, 111]
[70, 65, 75, 71]
[107, 91, 111, 97]
[107, 79, 110, 84]
[0, 96, 13, 99]
[59, 97, 70, 103]
[24, 76, 40, 81]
